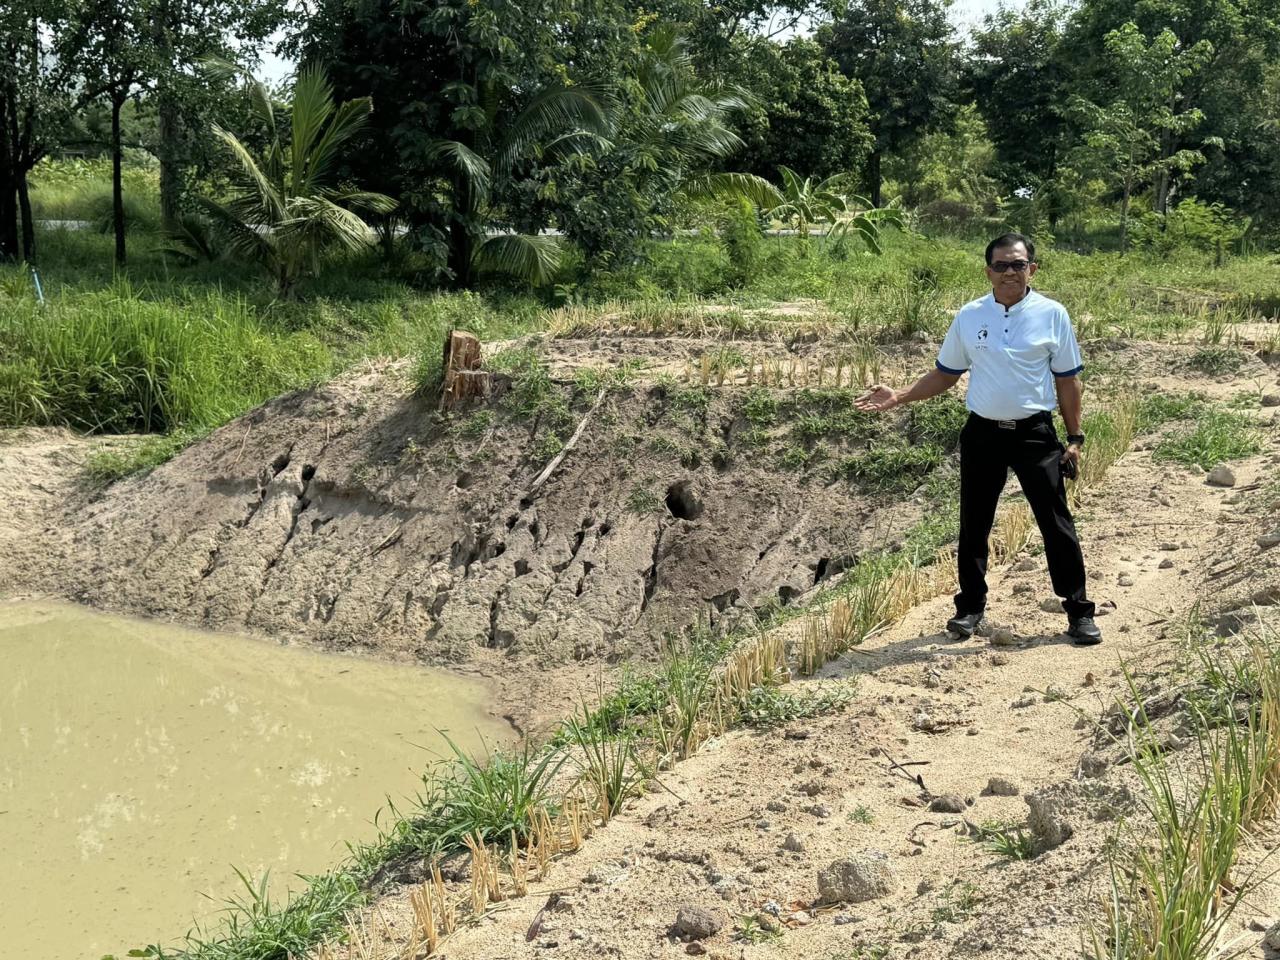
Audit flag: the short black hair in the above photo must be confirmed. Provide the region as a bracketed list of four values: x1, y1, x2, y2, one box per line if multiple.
[985, 232, 1035, 265]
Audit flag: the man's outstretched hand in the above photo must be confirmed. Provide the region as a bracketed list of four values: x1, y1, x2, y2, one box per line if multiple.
[855, 384, 899, 412]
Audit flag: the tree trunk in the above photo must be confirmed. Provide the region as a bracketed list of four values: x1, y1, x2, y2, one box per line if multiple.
[0, 181, 16, 262]
[112, 93, 126, 266]
[439, 330, 489, 410]
[0, 86, 17, 262]
[866, 150, 882, 209]
[158, 90, 182, 229]
[17, 169, 34, 262]
[1119, 181, 1131, 252]
[155, 0, 181, 229]
[449, 218, 472, 287]
[1154, 99, 1174, 217]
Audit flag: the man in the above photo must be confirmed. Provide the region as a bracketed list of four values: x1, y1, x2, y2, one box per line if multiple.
[855, 233, 1101, 646]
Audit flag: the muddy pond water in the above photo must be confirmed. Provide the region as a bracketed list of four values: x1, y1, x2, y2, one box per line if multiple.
[0, 600, 509, 959]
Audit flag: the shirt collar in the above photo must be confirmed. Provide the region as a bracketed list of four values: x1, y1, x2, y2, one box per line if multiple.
[990, 288, 1037, 315]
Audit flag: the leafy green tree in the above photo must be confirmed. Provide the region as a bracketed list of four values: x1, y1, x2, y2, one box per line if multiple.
[199, 65, 396, 296]
[147, 0, 285, 227]
[884, 103, 998, 210]
[730, 36, 873, 181]
[0, 0, 104, 262]
[301, 0, 635, 284]
[1066, 22, 1215, 249]
[965, 0, 1071, 210]
[1062, 0, 1280, 218]
[817, 0, 959, 206]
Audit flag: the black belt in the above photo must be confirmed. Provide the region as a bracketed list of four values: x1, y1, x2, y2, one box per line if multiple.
[969, 410, 1053, 431]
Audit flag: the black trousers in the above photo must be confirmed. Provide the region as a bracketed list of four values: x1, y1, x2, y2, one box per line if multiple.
[955, 411, 1095, 620]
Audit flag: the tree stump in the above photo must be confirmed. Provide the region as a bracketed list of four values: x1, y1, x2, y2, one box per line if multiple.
[439, 329, 490, 411]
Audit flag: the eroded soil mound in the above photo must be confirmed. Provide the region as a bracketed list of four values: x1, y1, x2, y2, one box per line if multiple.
[19, 337, 952, 666]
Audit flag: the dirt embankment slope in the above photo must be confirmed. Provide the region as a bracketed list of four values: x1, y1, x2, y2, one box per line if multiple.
[2, 338, 941, 679]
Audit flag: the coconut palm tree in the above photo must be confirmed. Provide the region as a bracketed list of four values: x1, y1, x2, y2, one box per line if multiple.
[200, 63, 396, 297]
[425, 86, 614, 286]
[626, 27, 782, 210]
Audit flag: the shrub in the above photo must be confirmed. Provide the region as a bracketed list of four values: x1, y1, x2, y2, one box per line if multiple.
[721, 198, 765, 287]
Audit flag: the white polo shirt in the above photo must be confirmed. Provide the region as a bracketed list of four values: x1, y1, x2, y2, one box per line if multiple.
[935, 289, 1084, 421]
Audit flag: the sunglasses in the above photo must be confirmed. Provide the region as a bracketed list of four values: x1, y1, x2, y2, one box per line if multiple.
[989, 259, 1032, 273]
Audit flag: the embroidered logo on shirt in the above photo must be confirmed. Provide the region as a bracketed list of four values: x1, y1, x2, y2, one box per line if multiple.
[975, 325, 989, 350]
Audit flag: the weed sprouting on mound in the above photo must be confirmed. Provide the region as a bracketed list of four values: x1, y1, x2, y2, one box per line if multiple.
[1154, 409, 1263, 469]
[739, 681, 854, 728]
[1187, 345, 1246, 376]
[84, 430, 208, 484]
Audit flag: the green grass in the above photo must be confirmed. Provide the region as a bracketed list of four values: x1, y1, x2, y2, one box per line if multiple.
[0, 283, 333, 433]
[1135, 392, 1206, 433]
[970, 820, 1035, 861]
[741, 386, 778, 426]
[834, 442, 944, 495]
[1187, 346, 1246, 376]
[1093, 631, 1280, 960]
[930, 882, 982, 923]
[734, 914, 783, 944]
[626, 484, 663, 514]
[84, 430, 207, 483]
[785, 388, 880, 444]
[738, 681, 854, 728]
[847, 804, 875, 824]
[1152, 409, 1263, 469]
[560, 705, 649, 821]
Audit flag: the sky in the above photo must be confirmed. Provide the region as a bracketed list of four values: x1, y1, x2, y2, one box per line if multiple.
[256, 0, 1026, 83]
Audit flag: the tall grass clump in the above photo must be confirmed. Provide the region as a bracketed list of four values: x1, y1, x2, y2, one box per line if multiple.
[0, 284, 332, 432]
[378, 738, 566, 860]
[1093, 627, 1280, 960]
[561, 704, 650, 823]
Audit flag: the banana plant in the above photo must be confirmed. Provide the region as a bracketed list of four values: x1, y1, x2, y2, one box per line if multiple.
[765, 166, 901, 254]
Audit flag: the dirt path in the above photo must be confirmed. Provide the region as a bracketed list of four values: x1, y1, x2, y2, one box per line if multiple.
[0, 428, 107, 591]
[353, 396, 1280, 960]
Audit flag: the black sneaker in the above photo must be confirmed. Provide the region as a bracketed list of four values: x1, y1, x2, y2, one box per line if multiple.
[1067, 616, 1102, 646]
[946, 612, 983, 638]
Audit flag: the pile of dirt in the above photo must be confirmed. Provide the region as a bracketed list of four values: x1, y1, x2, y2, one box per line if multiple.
[4, 341, 939, 671]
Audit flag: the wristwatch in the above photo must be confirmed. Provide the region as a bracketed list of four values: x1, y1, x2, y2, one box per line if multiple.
[1066, 434, 1086, 447]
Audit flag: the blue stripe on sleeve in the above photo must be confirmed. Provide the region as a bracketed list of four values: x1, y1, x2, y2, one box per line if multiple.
[936, 360, 967, 375]
[1052, 364, 1084, 378]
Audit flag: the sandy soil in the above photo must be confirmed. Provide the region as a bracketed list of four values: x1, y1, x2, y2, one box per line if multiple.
[315, 351, 1280, 960]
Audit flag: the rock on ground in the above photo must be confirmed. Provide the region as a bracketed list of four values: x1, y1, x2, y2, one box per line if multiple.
[672, 905, 723, 941]
[1206, 464, 1236, 487]
[817, 852, 896, 904]
[984, 776, 1020, 797]
[1026, 787, 1075, 853]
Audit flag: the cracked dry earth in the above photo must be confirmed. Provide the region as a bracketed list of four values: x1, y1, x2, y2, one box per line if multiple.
[341, 371, 1280, 960]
